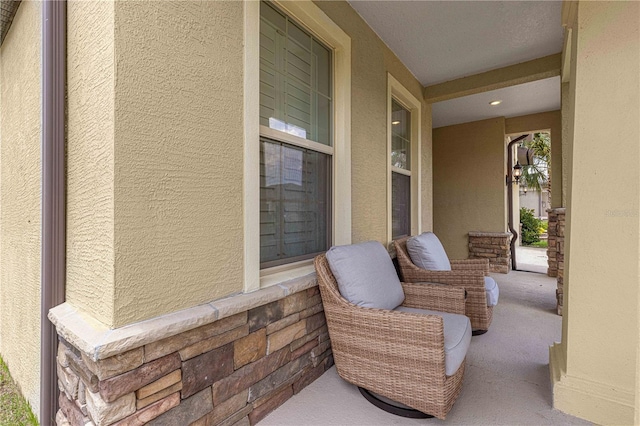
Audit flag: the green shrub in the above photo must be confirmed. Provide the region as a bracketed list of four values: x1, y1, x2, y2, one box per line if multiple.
[520, 207, 542, 245]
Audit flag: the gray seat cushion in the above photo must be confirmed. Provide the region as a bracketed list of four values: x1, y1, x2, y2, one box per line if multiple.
[484, 276, 499, 307]
[326, 241, 405, 310]
[394, 306, 471, 376]
[406, 232, 452, 271]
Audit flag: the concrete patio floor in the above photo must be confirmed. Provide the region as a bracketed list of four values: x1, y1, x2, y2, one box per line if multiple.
[516, 245, 549, 274]
[261, 271, 591, 425]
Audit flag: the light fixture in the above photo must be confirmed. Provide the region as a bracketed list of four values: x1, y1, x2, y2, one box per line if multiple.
[392, 120, 400, 125]
[489, 100, 502, 106]
[523, 186, 528, 194]
[512, 161, 522, 184]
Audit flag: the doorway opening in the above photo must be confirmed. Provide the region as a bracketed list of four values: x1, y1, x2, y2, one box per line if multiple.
[507, 132, 551, 274]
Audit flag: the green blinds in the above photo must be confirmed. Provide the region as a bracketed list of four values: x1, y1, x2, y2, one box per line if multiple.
[260, 138, 331, 267]
[260, 1, 332, 146]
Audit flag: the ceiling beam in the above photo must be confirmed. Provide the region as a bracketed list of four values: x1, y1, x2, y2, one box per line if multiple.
[424, 53, 562, 104]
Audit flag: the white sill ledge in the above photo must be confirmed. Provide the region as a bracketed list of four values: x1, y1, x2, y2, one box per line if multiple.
[49, 272, 318, 361]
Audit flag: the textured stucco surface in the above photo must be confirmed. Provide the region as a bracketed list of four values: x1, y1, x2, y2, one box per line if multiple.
[552, 2, 640, 424]
[433, 118, 507, 258]
[66, 0, 116, 327]
[66, 0, 430, 328]
[314, 1, 433, 243]
[0, 0, 41, 415]
[560, 82, 570, 208]
[111, 1, 245, 327]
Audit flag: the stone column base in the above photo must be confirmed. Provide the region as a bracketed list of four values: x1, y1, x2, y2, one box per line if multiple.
[547, 208, 565, 315]
[468, 232, 512, 274]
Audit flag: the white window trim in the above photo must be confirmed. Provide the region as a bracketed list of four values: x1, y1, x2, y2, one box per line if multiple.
[387, 73, 422, 242]
[244, 0, 351, 292]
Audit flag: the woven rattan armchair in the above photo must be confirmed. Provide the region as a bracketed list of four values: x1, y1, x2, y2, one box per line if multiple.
[394, 237, 494, 334]
[315, 254, 468, 420]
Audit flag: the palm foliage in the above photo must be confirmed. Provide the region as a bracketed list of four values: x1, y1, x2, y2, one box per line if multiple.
[520, 132, 550, 192]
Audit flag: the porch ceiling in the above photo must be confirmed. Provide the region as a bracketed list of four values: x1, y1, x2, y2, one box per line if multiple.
[348, 0, 563, 128]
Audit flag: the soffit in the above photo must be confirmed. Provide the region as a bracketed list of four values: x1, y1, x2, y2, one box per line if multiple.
[348, 0, 563, 128]
[432, 76, 561, 128]
[0, 0, 20, 46]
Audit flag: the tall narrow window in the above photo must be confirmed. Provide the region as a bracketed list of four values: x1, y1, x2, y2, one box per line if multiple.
[387, 74, 421, 243]
[391, 99, 412, 239]
[259, 1, 333, 268]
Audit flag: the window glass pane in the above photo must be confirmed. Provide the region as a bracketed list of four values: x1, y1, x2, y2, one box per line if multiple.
[392, 172, 411, 239]
[260, 1, 332, 146]
[313, 40, 331, 97]
[260, 138, 331, 267]
[288, 20, 311, 51]
[391, 99, 411, 170]
[287, 38, 311, 87]
[260, 1, 286, 32]
[314, 93, 331, 146]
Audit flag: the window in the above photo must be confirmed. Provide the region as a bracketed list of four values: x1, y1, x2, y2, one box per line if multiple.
[388, 74, 421, 242]
[259, 2, 333, 146]
[391, 100, 412, 239]
[244, 0, 351, 290]
[259, 1, 333, 268]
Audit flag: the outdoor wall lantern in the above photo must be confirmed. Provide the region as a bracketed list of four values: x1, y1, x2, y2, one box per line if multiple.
[512, 161, 523, 184]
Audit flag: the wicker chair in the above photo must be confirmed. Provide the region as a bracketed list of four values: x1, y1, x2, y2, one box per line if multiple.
[315, 253, 469, 420]
[394, 236, 494, 334]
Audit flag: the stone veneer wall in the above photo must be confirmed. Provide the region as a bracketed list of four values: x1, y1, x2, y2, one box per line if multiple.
[547, 208, 565, 315]
[55, 286, 332, 426]
[468, 232, 512, 274]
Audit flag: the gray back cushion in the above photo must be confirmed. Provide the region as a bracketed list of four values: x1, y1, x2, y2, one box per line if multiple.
[406, 232, 452, 271]
[325, 241, 405, 310]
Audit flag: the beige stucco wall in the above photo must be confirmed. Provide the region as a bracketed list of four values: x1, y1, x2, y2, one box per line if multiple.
[0, 0, 41, 415]
[66, 0, 431, 328]
[67, 1, 245, 328]
[433, 118, 507, 258]
[111, 1, 245, 327]
[560, 82, 570, 208]
[505, 110, 562, 208]
[551, 2, 640, 424]
[66, 0, 116, 328]
[315, 1, 433, 242]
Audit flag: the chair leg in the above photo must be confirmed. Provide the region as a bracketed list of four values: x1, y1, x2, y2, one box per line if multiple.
[472, 329, 488, 336]
[357, 387, 433, 419]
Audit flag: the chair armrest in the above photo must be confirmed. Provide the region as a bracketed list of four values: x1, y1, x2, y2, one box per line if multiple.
[323, 299, 448, 371]
[403, 269, 486, 289]
[401, 282, 466, 315]
[450, 258, 490, 275]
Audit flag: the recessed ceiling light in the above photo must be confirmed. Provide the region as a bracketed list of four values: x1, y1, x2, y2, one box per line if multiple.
[489, 100, 502, 106]
[392, 120, 401, 125]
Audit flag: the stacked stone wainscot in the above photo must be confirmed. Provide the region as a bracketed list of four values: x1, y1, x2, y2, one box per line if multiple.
[468, 232, 512, 274]
[51, 275, 332, 426]
[547, 208, 565, 315]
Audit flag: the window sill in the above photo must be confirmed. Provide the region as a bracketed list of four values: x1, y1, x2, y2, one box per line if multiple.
[260, 258, 315, 288]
